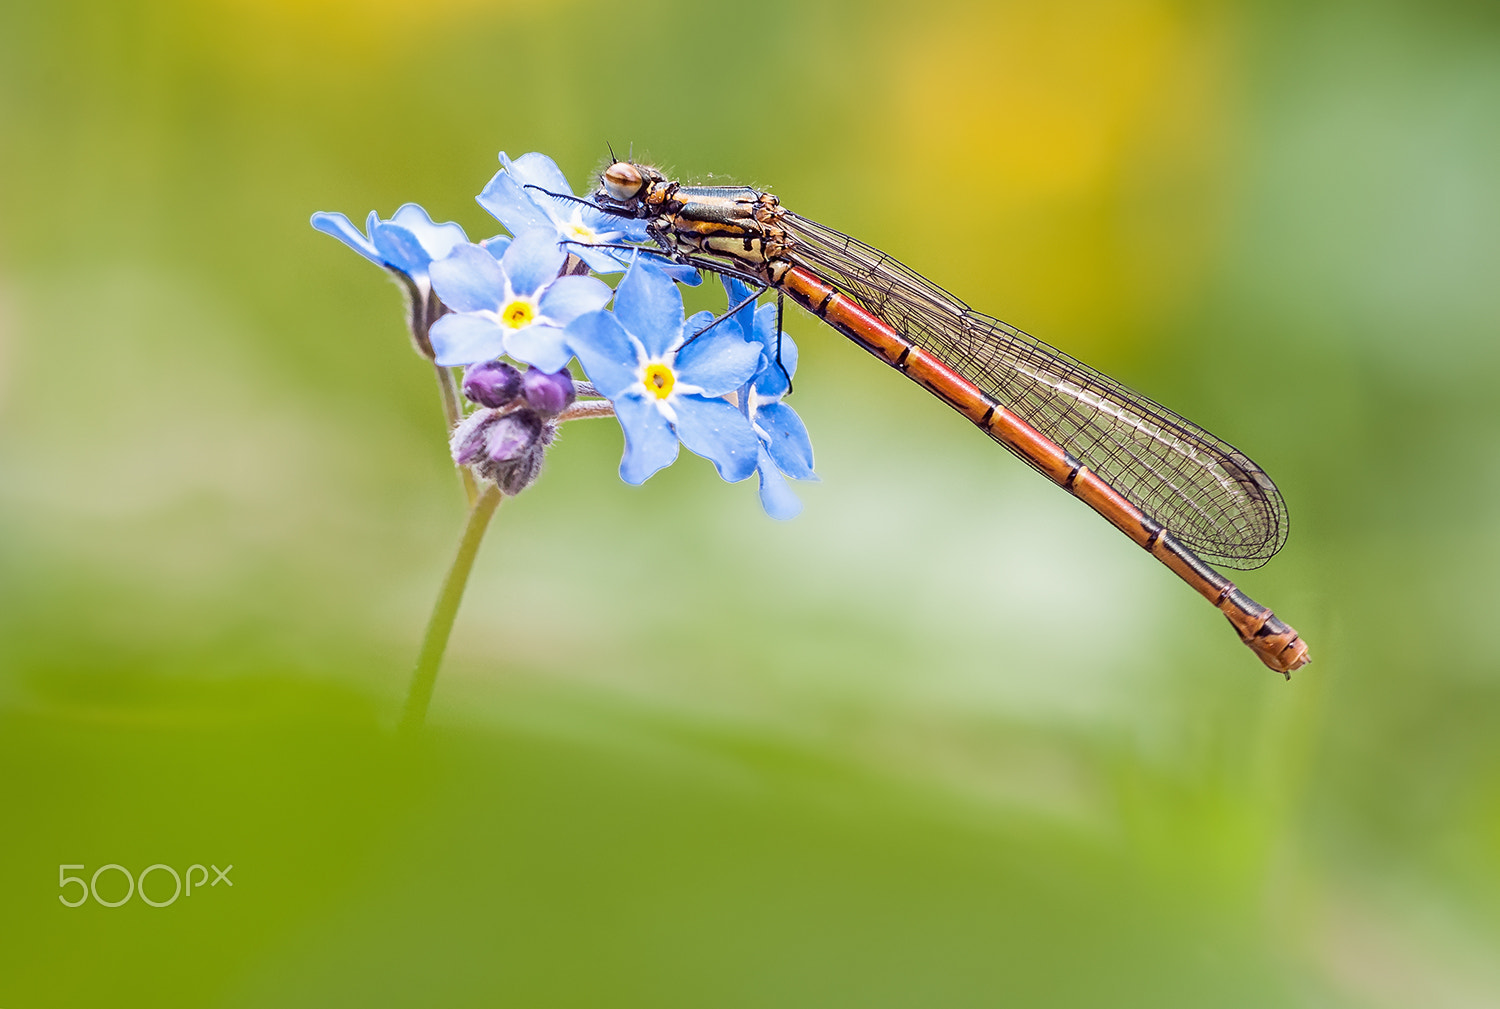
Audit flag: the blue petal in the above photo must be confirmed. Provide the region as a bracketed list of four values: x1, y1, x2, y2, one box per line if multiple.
[660, 261, 703, 286]
[581, 204, 650, 243]
[684, 310, 715, 338]
[311, 212, 384, 267]
[615, 395, 679, 484]
[429, 244, 507, 313]
[569, 243, 635, 275]
[566, 310, 639, 399]
[389, 204, 468, 261]
[756, 401, 816, 479]
[501, 228, 567, 297]
[752, 306, 798, 398]
[676, 330, 763, 397]
[755, 448, 804, 520]
[539, 274, 612, 325]
[672, 394, 760, 482]
[481, 235, 512, 260]
[477, 168, 552, 236]
[502, 151, 575, 199]
[721, 276, 759, 343]
[430, 313, 508, 366]
[614, 261, 684, 358]
[370, 221, 430, 277]
[504, 322, 572, 373]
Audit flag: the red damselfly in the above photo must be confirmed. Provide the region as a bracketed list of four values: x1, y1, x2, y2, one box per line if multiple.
[584, 160, 1309, 675]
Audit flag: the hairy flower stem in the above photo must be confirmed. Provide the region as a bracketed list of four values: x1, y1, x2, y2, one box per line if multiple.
[557, 398, 616, 422]
[400, 482, 502, 731]
[433, 363, 479, 505]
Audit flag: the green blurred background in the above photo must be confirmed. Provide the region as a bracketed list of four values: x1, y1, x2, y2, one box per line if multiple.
[2, 0, 1498, 1005]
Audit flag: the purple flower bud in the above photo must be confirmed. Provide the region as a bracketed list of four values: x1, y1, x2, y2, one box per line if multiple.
[462, 360, 523, 408]
[450, 409, 498, 465]
[496, 444, 546, 495]
[521, 367, 576, 415]
[484, 410, 544, 463]
[449, 404, 556, 496]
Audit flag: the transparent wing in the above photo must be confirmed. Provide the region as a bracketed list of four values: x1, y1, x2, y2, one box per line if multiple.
[780, 211, 1287, 568]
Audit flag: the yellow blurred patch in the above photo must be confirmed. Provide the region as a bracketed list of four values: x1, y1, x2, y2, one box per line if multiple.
[203, 0, 564, 71]
[896, 1, 1183, 198]
[216, 0, 524, 36]
[878, 0, 1237, 354]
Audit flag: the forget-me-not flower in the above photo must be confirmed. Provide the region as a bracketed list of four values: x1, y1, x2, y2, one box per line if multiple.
[567, 260, 762, 484]
[478, 151, 700, 285]
[427, 228, 612, 372]
[722, 279, 817, 519]
[311, 203, 471, 356]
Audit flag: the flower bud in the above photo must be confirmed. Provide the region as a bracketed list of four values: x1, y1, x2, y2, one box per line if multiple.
[521, 367, 576, 415]
[462, 360, 523, 407]
[450, 408, 498, 465]
[449, 405, 556, 496]
[495, 444, 546, 495]
[484, 409, 544, 463]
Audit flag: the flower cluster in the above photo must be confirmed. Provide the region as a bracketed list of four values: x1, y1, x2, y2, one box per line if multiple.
[449, 362, 575, 494]
[313, 151, 815, 516]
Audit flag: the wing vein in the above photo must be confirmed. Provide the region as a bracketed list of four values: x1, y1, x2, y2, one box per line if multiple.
[780, 211, 1288, 568]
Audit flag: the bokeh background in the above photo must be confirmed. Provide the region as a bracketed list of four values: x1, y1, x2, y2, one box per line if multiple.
[3, 0, 1499, 1005]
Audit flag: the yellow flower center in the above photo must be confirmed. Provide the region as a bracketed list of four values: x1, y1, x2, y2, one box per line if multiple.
[500, 300, 535, 328]
[642, 363, 675, 399]
[567, 222, 596, 242]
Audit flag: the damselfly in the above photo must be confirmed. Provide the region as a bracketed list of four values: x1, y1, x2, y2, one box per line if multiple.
[583, 160, 1309, 675]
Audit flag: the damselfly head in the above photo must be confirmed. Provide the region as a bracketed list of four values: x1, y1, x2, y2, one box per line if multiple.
[599, 160, 657, 202]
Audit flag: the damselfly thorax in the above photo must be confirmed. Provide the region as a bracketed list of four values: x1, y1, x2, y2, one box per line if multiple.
[608, 173, 795, 278]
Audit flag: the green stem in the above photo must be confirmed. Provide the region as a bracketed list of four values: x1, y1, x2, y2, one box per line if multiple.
[433, 362, 479, 506]
[400, 482, 503, 731]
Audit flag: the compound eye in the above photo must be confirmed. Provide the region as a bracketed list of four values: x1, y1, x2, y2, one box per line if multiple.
[601, 161, 644, 201]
